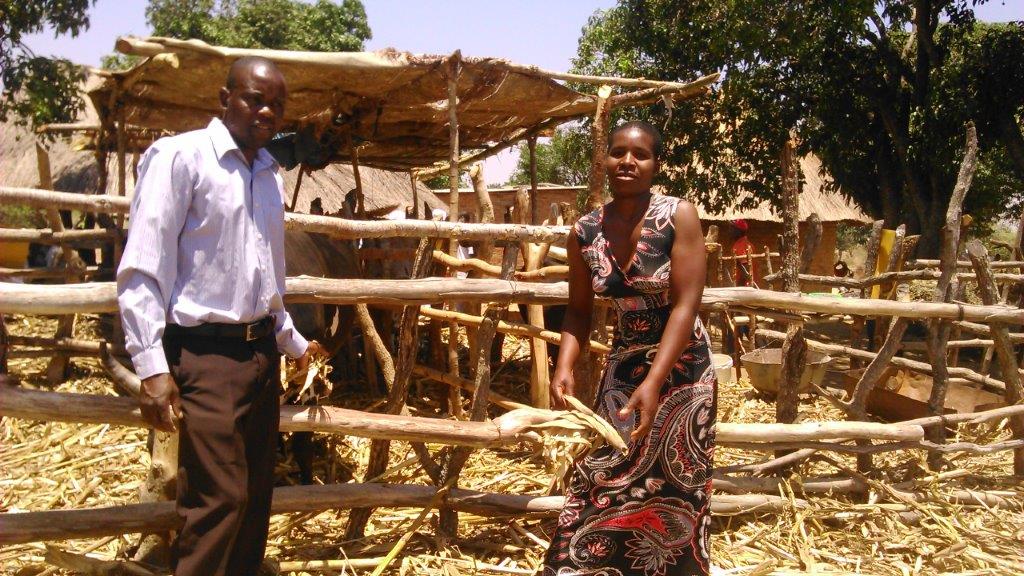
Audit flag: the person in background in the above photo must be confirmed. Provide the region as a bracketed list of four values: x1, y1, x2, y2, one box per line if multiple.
[117, 56, 321, 575]
[731, 218, 756, 287]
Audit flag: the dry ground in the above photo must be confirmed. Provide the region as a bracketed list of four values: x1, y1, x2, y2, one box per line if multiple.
[2, 313, 1023, 576]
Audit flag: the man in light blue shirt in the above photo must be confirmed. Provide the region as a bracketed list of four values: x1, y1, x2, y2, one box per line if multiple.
[118, 56, 321, 575]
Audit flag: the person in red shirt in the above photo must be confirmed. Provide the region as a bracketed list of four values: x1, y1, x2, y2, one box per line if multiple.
[731, 219, 756, 287]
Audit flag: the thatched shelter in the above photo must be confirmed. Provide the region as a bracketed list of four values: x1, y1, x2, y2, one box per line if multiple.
[1, 119, 443, 219]
[694, 155, 870, 286]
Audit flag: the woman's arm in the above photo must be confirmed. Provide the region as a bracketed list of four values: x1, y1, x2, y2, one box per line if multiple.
[550, 232, 595, 408]
[619, 200, 706, 440]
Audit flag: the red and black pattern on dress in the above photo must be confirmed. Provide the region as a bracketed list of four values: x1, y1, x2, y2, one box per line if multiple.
[541, 194, 717, 576]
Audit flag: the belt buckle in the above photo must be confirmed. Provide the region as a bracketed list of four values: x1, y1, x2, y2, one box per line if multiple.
[245, 322, 259, 342]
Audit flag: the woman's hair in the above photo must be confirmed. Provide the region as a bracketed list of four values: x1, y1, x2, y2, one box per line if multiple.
[609, 120, 663, 159]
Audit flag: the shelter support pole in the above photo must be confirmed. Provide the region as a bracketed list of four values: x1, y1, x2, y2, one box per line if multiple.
[36, 143, 82, 385]
[574, 85, 614, 406]
[409, 171, 419, 219]
[528, 135, 539, 225]
[445, 51, 464, 420]
[776, 137, 805, 435]
[438, 244, 520, 537]
[966, 239, 1024, 475]
[352, 147, 365, 219]
[925, 123, 978, 470]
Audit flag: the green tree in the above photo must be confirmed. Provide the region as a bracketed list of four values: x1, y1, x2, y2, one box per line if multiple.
[143, 0, 371, 51]
[506, 128, 591, 187]
[1, 0, 94, 131]
[571, 1, 1024, 256]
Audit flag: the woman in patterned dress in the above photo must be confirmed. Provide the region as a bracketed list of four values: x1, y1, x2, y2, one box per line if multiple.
[542, 121, 716, 576]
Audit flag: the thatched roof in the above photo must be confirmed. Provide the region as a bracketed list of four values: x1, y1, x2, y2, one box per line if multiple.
[285, 164, 443, 217]
[89, 36, 715, 172]
[0, 120, 119, 195]
[1, 118, 442, 217]
[686, 155, 870, 224]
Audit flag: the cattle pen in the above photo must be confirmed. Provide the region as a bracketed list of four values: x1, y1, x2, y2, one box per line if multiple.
[1, 37, 1023, 576]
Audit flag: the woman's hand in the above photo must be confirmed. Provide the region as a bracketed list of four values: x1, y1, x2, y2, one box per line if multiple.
[619, 380, 661, 442]
[550, 368, 576, 410]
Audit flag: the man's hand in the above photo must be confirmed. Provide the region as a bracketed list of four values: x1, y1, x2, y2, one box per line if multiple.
[140, 373, 181, 432]
[549, 368, 576, 409]
[619, 380, 662, 442]
[294, 340, 325, 376]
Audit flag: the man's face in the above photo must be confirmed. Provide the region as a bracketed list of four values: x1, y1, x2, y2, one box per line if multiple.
[219, 63, 287, 154]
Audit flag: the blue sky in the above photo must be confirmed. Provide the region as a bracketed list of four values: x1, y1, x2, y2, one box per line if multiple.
[22, 0, 618, 183]
[20, 0, 1023, 184]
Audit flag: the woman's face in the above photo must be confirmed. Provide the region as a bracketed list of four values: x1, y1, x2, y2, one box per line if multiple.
[606, 127, 658, 197]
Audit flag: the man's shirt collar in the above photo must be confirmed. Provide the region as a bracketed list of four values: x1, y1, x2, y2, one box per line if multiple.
[207, 117, 278, 172]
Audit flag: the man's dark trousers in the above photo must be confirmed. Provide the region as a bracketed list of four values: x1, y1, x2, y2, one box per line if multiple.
[164, 330, 280, 576]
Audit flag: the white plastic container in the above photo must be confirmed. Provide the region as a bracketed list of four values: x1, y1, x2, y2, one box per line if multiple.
[712, 353, 734, 385]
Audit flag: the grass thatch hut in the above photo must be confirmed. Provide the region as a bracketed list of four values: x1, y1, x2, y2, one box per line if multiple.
[695, 154, 870, 287]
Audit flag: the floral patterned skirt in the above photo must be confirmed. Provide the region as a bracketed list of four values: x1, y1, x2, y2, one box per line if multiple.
[541, 308, 717, 576]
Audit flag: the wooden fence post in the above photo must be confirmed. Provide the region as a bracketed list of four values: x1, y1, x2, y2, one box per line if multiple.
[925, 123, 978, 470]
[777, 137, 805, 430]
[966, 240, 1024, 475]
[438, 244, 521, 536]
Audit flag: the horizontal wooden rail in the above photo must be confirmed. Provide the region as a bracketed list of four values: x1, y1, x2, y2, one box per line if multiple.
[0, 227, 116, 246]
[2, 387, 928, 444]
[755, 327, 1008, 392]
[0, 481, 795, 545]
[0, 186, 570, 242]
[5, 281, 1024, 325]
[418, 306, 610, 353]
[0, 265, 105, 280]
[765, 269, 1024, 289]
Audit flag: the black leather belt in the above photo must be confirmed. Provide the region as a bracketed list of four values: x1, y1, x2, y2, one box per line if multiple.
[165, 316, 273, 342]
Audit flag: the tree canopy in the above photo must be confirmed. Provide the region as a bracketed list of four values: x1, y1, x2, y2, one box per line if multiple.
[1, 1, 94, 131]
[144, 0, 370, 52]
[506, 128, 591, 188]
[4, 0, 373, 129]
[565, 0, 1024, 255]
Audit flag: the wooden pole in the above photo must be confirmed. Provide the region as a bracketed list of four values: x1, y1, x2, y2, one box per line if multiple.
[0, 483, 796, 546]
[36, 142, 81, 385]
[347, 242, 441, 538]
[776, 137, 805, 428]
[0, 186, 573, 243]
[445, 51, 465, 422]
[288, 165, 305, 212]
[409, 170, 419, 219]
[352, 147, 365, 218]
[925, 123, 978, 470]
[0, 314, 11, 386]
[850, 220, 884, 364]
[528, 135, 539, 225]
[11, 281, 1024, 325]
[965, 239, 1024, 475]
[439, 245, 522, 535]
[419, 306, 609, 354]
[586, 85, 613, 211]
[799, 213, 822, 274]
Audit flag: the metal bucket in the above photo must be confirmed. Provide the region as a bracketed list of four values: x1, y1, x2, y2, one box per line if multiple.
[740, 348, 831, 394]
